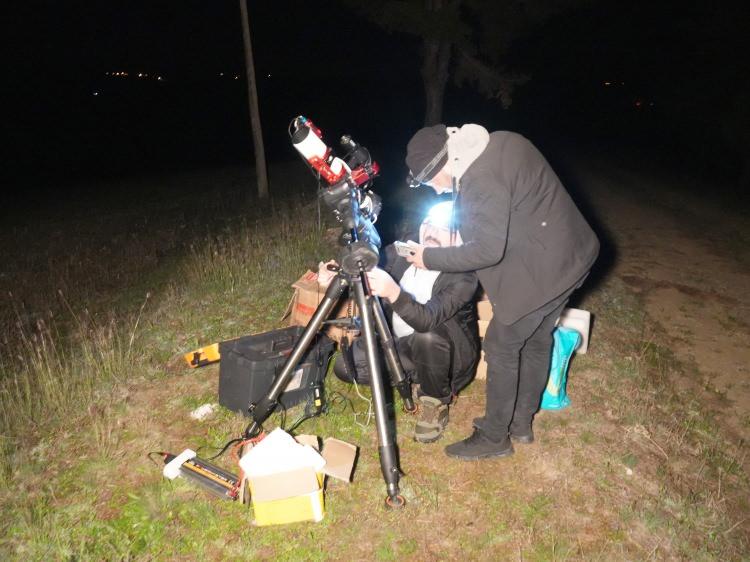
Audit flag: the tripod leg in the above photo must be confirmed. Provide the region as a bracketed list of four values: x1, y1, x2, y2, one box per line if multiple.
[371, 297, 416, 412]
[352, 277, 405, 507]
[245, 274, 349, 437]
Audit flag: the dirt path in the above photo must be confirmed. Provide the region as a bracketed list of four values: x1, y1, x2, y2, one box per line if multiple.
[579, 161, 750, 443]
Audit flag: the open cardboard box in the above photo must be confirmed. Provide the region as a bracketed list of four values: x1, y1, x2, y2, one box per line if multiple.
[476, 297, 492, 380]
[282, 270, 358, 343]
[240, 429, 357, 526]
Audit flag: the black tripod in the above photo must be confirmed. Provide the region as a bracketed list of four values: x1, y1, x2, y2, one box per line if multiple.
[244, 267, 415, 507]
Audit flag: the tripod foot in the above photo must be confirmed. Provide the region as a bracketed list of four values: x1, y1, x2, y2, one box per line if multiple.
[403, 399, 417, 414]
[384, 494, 406, 509]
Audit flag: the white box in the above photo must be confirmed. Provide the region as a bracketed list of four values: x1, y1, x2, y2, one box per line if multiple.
[557, 308, 591, 354]
[475, 351, 487, 380]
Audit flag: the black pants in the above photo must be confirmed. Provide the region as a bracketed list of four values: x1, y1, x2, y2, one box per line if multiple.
[475, 287, 574, 441]
[334, 325, 469, 404]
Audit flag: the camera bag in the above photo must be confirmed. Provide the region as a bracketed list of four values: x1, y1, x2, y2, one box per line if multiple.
[218, 326, 334, 415]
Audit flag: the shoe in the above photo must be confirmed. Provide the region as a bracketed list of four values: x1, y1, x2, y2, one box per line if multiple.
[444, 429, 514, 460]
[414, 396, 449, 443]
[473, 417, 535, 444]
[509, 425, 534, 444]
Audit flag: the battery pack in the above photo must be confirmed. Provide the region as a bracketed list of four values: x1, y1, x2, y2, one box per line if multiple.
[183, 343, 221, 368]
[218, 326, 334, 415]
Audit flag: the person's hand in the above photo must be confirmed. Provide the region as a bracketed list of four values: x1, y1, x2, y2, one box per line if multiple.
[404, 241, 426, 269]
[317, 260, 338, 287]
[366, 267, 401, 303]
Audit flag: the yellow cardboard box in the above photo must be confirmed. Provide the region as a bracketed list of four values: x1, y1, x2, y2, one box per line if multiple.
[249, 470, 326, 525]
[252, 488, 326, 526]
[241, 430, 357, 526]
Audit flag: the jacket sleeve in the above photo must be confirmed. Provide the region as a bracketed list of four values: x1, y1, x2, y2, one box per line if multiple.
[422, 184, 510, 273]
[390, 271, 478, 333]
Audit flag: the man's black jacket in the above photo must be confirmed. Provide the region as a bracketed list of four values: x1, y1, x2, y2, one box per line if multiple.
[380, 244, 480, 386]
[423, 132, 599, 325]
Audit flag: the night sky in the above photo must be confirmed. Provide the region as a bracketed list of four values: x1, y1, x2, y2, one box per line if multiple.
[4, 1, 749, 211]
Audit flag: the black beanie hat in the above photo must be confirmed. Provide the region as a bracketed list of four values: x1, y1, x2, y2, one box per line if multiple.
[406, 124, 448, 183]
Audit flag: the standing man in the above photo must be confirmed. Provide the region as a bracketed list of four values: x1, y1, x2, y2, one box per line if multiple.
[404, 124, 599, 460]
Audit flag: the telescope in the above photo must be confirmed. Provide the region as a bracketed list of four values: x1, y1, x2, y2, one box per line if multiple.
[245, 116, 414, 507]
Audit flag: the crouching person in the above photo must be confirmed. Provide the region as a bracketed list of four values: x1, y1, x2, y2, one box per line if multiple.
[330, 202, 480, 443]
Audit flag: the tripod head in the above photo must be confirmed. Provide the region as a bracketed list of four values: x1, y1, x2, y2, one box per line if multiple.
[290, 116, 382, 274]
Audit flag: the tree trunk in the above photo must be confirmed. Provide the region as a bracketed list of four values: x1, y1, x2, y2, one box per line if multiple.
[239, 0, 269, 199]
[422, 39, 452, 125]
[421, 0, 453, 125]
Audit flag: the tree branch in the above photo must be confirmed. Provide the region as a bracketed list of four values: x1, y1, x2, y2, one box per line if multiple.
[454, 46, 529, 108]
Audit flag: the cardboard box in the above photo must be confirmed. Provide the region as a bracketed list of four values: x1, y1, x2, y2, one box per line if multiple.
[477, 299, 493, 322]
[251, 488, 325, 525]
[240, 429, 357, 526]
[320, 438, 358, 482]
[283, 270, 358, 343]
[248, 469, 325, 525]
[475, 350, 487, 380]
[476, 297, 491, 380]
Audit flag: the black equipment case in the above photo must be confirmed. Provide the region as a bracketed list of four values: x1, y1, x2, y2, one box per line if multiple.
[218, 326, 334, 415]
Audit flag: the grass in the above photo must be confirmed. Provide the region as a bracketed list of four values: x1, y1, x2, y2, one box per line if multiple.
[0, 182, 335, 559]
[1, 165, 749, 560]
[0, 312, 142, 483]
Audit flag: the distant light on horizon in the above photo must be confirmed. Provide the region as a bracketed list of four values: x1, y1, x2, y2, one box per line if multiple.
[103, 69, 272, 82]
[106, 71, 167, 81]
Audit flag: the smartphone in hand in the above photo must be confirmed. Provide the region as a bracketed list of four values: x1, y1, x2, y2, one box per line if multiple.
[394, 241, 415, 257]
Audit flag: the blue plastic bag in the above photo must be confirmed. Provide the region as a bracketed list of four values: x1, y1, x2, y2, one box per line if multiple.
[541, 327, 580, 410]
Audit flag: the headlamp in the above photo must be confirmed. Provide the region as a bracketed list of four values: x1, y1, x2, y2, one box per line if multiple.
[406, 144, 448, 188]
[424, 201, 454, 230]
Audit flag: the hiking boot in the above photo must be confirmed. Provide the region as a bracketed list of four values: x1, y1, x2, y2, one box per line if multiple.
[414, 396, 449, 443]
[444, 429, 514, 460]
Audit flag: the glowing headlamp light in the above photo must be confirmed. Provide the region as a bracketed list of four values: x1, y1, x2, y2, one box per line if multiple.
[424, 201, 454, 230]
